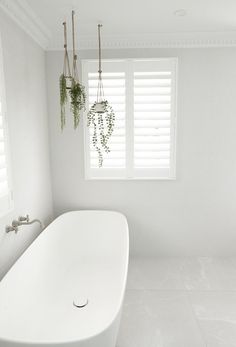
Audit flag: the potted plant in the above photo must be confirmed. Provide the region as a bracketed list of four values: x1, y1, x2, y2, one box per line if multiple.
[59, 12, 86, 130]
[87, 24, 115, 167]
[88, 100, 115, 167]
[69, 78, 86, 129]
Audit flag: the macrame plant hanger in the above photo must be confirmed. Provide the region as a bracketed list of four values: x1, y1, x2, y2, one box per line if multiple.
[96, 24, 105, 111]
[72, 10, 79, 82]
[62, 21, 71, 81]
[87, 24, 116, 167]
[70, 10, 86, 129]
[60, 21, 71, 130]
[59, 11, 86, 131]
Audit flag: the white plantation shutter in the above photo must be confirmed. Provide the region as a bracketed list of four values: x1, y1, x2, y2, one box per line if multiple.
[0, 38, 13, 216]
[133, 60, 176, 178]
[83, 59, 177, 179]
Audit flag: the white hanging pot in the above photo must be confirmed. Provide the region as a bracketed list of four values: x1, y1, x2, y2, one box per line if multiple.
[94, 101, 106, 113]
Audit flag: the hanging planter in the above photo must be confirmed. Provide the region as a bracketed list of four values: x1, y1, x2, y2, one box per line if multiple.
[59, 74, 67, 130]
[87, 24, 115, 167]
[59, 21, 71, 130]
[94, 101, 106, 113]
[59, 11, 86, 131]
[69, 79, 86, 129]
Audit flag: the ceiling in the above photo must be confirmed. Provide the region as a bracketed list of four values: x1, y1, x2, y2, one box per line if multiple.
[3, 0, 236, 49]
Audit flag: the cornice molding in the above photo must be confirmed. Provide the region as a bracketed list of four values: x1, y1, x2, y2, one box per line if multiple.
[49, 31, 236, 51]
[0, 1, 236, 50]
[0, 0, 51, 49]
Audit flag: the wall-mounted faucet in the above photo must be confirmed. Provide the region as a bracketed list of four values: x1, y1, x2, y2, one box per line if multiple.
[5, 225, 18, 233]
[5, 215, 43, 233]
[17, 215, 43, 229]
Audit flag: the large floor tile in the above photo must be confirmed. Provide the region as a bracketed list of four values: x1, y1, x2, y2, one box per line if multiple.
[180, 257, 236, 290]
[127, 258, 185, 290]
[117, 290, 205, 347]
[188, 291, 236, 347]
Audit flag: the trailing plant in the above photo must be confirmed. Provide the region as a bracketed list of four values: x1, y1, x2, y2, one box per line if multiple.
[88, 100, 115, 167]
[59, 12, 86, 131]
[59, 74, 67, 130]
[69, 79, 86, 129]
[87, 24, 116, 167]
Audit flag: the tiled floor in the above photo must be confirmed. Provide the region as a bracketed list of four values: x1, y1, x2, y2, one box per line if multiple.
[117, 258, 236, 347]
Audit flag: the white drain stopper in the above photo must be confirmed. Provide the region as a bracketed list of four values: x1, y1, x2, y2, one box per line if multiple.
[73, 297, 89, 308]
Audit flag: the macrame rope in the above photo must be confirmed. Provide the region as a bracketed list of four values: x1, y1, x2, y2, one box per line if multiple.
[72, 10, 78, 81]
[97, 24, 104, 102]
[63, 21, 71, 77]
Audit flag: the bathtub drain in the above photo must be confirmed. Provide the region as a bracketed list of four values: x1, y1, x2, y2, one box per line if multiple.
[73, 298, 89, 308]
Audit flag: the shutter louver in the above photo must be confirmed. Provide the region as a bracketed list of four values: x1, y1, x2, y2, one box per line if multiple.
[0, 103, 8, 198]
[134, 71, 172, 169]
[0, 39, 13, 216]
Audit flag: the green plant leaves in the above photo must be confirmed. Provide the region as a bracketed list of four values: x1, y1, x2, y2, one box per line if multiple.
[87, 100, 115, 167]
[59, 74, 67, 131]
[69, 80, 86, 129]
[59, 75, 86, 130]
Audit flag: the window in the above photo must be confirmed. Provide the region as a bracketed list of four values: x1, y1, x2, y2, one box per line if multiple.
[0, 40, 13, 217]
[83, 58, 177, 180]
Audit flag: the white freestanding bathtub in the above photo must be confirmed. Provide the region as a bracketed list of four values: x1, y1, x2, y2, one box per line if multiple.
[0, 211, 129, 347]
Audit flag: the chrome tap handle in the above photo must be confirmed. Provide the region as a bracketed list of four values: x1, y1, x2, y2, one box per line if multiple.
[11, 220, 19, 233]
[18, 215, 29, 222]
[12, 220, 20, 227]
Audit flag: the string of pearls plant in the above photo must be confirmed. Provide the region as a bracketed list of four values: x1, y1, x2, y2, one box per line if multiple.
[87, 24, 115, 167]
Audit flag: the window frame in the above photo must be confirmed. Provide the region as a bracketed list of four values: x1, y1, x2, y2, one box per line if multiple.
[82, 58, 178, 181]
[0, 36, 13, 217]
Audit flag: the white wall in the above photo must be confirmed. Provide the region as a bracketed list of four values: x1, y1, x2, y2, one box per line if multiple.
[0, 10, 53, 279]
[46, 48, 236, 257]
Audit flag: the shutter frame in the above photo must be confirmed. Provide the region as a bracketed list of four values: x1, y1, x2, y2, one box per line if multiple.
[83, 58, 177, 180]
[0, 35, 13, 216]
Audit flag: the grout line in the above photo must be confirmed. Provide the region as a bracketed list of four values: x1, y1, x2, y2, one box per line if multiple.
[125, 288, 236, 292]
